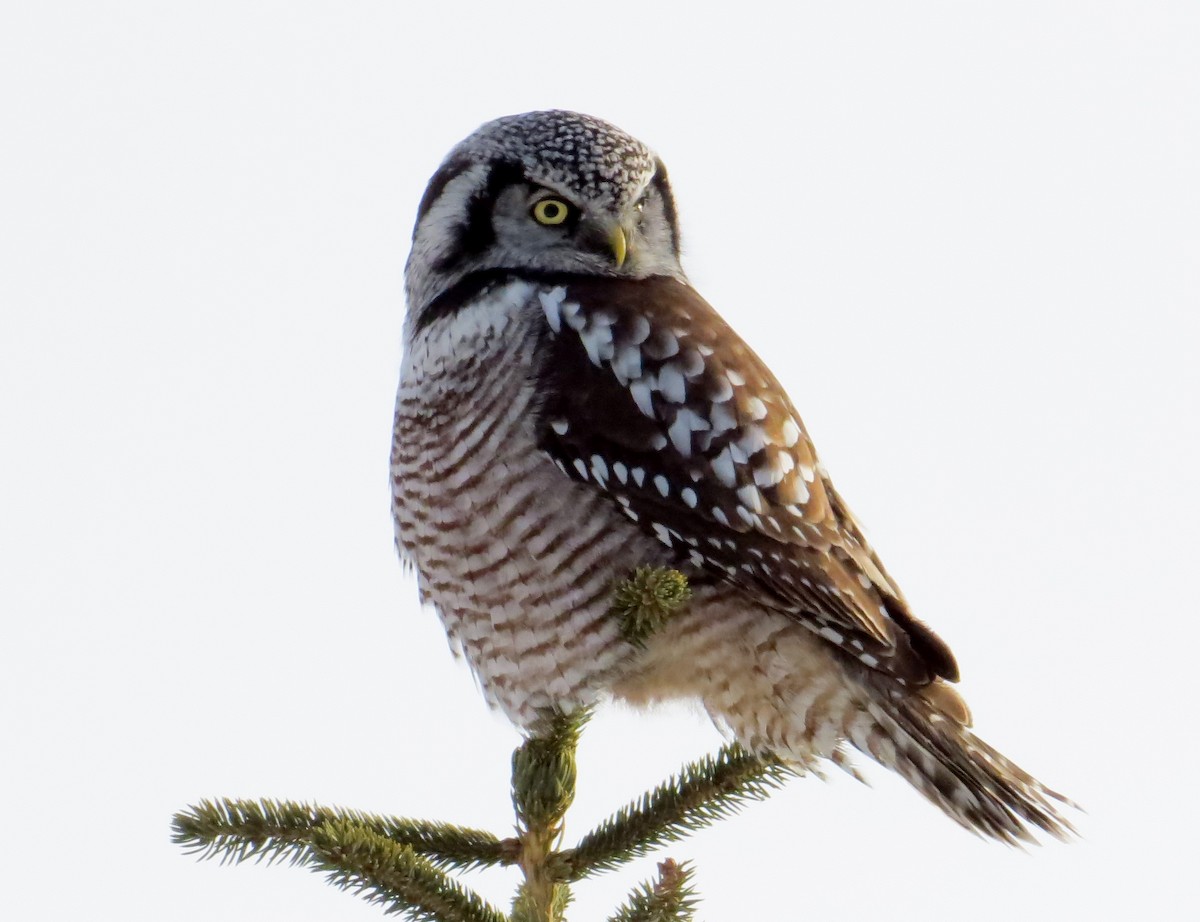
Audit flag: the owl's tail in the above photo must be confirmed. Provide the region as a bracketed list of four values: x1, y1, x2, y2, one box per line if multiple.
[841, 687, 1077, 844]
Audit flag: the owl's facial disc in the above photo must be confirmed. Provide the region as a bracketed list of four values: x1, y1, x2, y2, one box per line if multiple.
[404, 110, 686, 316]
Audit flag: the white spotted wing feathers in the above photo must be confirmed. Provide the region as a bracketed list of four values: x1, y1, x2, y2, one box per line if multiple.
[533, 274, 957, 687]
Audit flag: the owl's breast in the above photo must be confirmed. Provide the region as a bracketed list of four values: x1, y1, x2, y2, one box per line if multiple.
[390, 279, 665, 726]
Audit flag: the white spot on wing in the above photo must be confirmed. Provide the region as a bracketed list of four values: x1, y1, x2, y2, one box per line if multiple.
[667, 408, 709, 456]
[645, 330, 679, 359]
[754, 458, 785, 487]
[629, 380, 655, 418]
[736, 484, 765, 513]
[668, 413, 693, 455]
[550, 419, 569, 436]
[658, 363, 687, 403]
[653, 474, 670, 497]
[681, 487, 698, 508]
[710, 447, 737, 487]
[738, 425, 769, 457]
[707, 375, 733, 403]
[744, 396, 768, 420]
[579, 320, 615, 366]
[710, 401, 737, 434]
[780, 418, 802, 447]
[538, 287, 567, 333]
[680, 348, 705, 377]
[626, 313, 651, 345]
[611, 344, 642, 385]
[561, 299, 585, 331]
[590, 455, 609, 482]
[788, 478, 810, 504]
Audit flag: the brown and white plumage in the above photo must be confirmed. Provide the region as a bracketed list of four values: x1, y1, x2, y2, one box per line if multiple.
[392, 110, 1073, 844]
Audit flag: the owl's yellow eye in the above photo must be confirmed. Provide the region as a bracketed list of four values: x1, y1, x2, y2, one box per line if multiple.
[531, 198, 571, 226]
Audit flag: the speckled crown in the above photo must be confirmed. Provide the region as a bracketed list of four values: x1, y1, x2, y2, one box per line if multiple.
[451, 110, 657, 205]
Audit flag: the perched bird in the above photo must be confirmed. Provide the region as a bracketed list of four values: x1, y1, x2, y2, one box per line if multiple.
[392, 110, 1072, 843]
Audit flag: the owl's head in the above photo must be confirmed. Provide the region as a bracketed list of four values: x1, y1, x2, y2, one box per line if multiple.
[405, 110, 685, 323]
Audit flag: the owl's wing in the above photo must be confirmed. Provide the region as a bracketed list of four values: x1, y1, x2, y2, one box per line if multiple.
[532, 273, 957, 687]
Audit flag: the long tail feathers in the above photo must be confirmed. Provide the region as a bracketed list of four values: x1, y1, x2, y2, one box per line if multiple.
[846, 693, 1077, 845]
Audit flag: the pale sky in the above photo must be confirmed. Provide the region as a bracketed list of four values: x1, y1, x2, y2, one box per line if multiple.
[2, 2, 1198, 920]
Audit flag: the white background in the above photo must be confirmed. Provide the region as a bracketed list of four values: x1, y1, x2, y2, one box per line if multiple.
[2, 2, 1197, 919]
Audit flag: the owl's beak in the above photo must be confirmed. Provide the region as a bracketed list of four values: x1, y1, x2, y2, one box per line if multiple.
[608, 226, 628, 268]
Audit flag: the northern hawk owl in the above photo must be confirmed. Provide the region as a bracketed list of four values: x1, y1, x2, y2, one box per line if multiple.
[391, 110, 1072, 843]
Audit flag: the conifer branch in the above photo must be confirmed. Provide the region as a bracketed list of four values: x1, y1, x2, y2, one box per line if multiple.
[172, 798, 515, 871]
[512, 707, 588, 830]
[559, 745, 797, 880]
[612, 567, 691, 648]
[172, 567, 800, 918]
[309, 818, 508, 922]
[510, 708, 588, 922]
[606, 859, 698, 922]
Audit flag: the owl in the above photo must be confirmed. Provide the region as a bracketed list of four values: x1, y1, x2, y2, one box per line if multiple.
[391, 110, 1072, 843]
